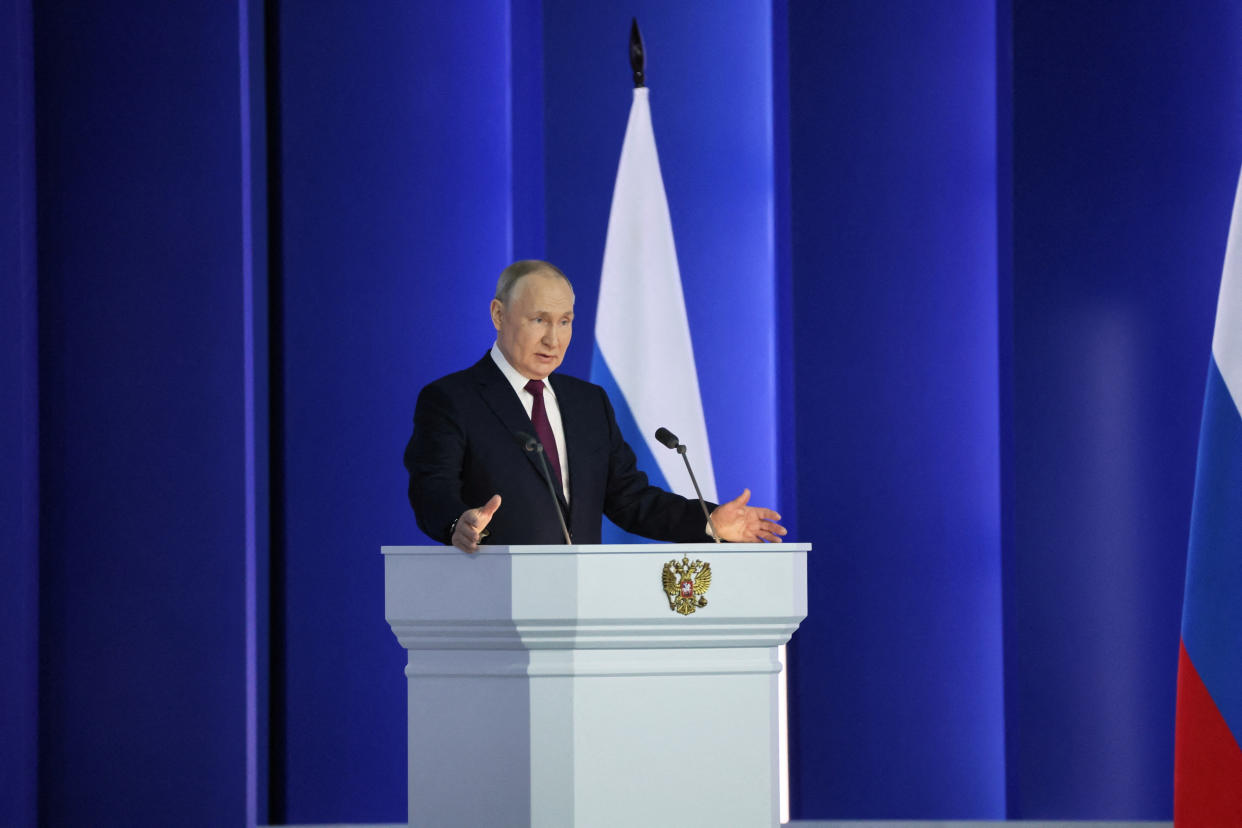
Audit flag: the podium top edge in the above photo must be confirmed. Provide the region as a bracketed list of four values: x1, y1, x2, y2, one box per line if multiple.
[381, 542, 812, 556]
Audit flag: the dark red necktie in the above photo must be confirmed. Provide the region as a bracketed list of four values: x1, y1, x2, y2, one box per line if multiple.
[525, 379, 563, 492]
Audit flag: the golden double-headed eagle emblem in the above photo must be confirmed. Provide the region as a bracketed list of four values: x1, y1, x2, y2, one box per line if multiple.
[661, 556, 711, 615]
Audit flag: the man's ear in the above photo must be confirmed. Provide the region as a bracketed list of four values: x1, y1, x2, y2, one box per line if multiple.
[490, 299, 504, 331]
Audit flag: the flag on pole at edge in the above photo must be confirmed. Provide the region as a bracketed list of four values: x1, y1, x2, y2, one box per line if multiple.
[1174, 166, 1242, 826]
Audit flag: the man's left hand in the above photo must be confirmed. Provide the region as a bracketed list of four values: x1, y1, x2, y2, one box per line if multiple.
[710, 488, 786, 543]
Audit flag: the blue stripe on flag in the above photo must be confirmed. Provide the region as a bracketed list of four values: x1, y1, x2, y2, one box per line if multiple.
[1182, 355, 1242, 743]
[590, 344, 671, 544]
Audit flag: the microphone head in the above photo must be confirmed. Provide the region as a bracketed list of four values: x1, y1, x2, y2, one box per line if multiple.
[515, 430, 541, 453]
[654, 427, 680, 450]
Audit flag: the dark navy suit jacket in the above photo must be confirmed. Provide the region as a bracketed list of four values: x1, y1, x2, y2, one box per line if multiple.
[404, 354, 713, 545]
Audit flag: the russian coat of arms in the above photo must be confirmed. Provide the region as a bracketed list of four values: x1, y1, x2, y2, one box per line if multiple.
[661, 556, 711, 615]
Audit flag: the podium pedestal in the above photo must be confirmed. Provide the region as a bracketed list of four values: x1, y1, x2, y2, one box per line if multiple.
[383, 542, 808, 828]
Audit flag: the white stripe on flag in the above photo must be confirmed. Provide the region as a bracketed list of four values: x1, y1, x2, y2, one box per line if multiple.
[594, 87, 717, 502]
[1213, 169, 1242, 411]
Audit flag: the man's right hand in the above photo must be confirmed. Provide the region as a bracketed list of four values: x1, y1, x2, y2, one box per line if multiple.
[452, 494, 502, 553]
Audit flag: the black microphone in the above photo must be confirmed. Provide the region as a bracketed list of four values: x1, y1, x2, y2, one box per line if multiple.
[653, 427, 721, 543]
[654, 426, 679, 450]
[515, 431, 573, 545]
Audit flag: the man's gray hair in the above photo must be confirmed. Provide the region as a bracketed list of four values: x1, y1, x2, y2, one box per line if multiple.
[494, 260, 572, 305]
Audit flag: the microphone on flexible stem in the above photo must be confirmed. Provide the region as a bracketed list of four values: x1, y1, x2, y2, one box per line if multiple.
[516, 431, 573, 545]
[654, 427, 721, 543]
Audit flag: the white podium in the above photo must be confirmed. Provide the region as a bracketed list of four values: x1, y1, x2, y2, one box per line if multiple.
[383, 542, 809, 828]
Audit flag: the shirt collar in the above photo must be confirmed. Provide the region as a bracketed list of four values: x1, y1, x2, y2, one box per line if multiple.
[490, 341, 557, 400]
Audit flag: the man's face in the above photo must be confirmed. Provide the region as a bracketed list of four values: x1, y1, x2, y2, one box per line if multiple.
[491, 271, 575, 380]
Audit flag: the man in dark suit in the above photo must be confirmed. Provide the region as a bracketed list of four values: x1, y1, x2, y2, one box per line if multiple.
[404, 260, 785, 552]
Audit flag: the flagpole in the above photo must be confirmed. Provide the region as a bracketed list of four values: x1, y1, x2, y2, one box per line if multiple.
[629, 18, 645, 88]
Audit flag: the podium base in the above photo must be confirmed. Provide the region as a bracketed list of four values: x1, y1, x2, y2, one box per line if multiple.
[407, 648, 780, 827]
[384, 543, 809, 828]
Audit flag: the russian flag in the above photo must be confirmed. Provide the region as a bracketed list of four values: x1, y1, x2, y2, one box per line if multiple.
[590, 85, 717, 543]
[1175, 168, 1242, 825]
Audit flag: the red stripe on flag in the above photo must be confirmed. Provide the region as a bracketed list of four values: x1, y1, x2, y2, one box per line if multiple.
[1175, 640, 1242, 826]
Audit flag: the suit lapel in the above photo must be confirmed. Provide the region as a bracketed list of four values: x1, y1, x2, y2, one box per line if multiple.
[550, 373, 588, 521]
[470, 355, 566, 507]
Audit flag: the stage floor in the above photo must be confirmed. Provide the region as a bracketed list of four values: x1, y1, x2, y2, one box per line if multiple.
[266, 821, 1172, 827]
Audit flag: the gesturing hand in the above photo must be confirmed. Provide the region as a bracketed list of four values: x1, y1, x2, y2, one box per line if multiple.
[710, 488, 786, 543]
[452, 494, 502, 553]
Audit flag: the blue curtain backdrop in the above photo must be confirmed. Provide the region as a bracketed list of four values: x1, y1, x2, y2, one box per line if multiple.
[29, 1, 255, 826]
[1, 2, 39, 827]
[786, 1, 1006, 817]
[4, 1, 1238, 824]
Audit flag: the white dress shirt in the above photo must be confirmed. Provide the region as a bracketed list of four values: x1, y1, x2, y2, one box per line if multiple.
[490, 342, 570, 501]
